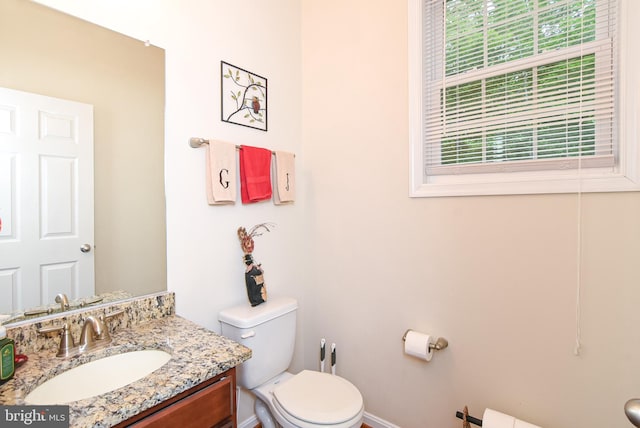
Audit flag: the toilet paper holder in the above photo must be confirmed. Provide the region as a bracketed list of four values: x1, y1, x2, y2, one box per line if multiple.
[402, 329, 449, 351]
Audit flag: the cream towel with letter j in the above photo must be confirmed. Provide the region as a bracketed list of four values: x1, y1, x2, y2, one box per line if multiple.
[273, 150, 295, 204]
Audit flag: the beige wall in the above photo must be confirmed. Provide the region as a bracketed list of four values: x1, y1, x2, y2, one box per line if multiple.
[301, 1, 640, 427]
[0, 0, 166, 298]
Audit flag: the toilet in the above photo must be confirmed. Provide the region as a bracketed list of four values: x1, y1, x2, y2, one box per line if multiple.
[219, 297, 364, 428]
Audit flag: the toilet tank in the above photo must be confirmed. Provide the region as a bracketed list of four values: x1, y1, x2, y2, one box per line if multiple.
[219, 296, 297, 390]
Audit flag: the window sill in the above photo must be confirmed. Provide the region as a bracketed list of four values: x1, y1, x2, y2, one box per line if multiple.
[409, 171, 640, 198]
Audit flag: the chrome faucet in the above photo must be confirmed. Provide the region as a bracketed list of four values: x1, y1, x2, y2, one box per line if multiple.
[37, 309, 124, 358]
[79, 315, 105, 352]
[55, 293, 70, 312]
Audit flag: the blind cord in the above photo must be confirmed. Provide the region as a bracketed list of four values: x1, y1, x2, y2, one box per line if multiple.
[441, 0, 447, 137]
[574, 0, 585, 357]
[574, 175, 582, 356]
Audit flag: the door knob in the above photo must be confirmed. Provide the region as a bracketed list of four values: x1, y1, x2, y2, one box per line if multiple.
[80, 244, 92, 253]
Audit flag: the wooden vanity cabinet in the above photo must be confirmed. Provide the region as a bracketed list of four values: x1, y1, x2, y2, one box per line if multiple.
[115, 367, 236, 428]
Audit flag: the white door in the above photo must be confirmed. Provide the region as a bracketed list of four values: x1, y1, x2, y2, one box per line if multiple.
[0, 87, 94, 314]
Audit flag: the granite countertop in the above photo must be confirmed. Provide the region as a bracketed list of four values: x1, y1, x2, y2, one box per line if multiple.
[0, 315, 251, 428]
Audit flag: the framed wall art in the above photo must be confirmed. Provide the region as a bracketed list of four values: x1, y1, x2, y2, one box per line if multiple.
[221, 61, 267, 131]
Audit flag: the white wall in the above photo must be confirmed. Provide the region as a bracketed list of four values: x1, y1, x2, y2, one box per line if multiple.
[162, 5, 306, 421]
[32, 0, 305, 423]
[32, 1, 640, 428]
[32, 0, 306, 320]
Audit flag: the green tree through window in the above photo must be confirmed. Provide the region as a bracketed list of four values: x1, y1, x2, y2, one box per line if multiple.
[429, 0, 609, 170]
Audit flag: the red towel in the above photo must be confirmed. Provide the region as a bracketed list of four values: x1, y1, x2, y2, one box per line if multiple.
[239, 145, 273, 203]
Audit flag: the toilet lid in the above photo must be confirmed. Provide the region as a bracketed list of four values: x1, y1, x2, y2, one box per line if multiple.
[272, 370, 363, 425]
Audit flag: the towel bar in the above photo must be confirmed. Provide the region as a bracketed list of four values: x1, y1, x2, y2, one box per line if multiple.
[190, 137, 295, 158]
[190, 137, 239, 149]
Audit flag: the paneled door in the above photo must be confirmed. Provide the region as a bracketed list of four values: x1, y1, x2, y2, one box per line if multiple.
[0, 87, 94, 314]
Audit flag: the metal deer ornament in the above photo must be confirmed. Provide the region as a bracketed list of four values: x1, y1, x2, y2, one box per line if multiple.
[237, 223, 274, 307]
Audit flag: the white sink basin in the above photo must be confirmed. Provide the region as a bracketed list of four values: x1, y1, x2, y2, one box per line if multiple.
[25, 349, 171, 404]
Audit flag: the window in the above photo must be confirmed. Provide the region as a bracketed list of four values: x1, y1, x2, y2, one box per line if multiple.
[408, 0, 640, 197]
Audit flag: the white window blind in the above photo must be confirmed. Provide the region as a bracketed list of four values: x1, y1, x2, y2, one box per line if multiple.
[422, 0, 617, 176]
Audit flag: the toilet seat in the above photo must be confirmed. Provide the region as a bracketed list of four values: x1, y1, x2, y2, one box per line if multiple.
[272, 370, 364, 427]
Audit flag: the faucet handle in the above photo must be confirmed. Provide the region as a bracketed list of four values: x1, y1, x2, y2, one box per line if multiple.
[38, 322, 77, 358]
[37, 324, 66, 335]
[104, 309, 125, 321]
[97, 309, 124, 341]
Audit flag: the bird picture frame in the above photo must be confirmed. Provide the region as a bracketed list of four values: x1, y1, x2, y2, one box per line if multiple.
[221, 61, 268, 131]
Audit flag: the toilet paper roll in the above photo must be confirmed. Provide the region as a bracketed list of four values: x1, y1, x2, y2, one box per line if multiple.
[403, 330, 434, 361]
[514, 419, 541, 428]
[482, 408, 516, 428]
[483, 408, 542, 428]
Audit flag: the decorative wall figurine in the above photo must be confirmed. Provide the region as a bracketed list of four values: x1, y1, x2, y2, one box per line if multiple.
[237, 223, 274, 306]
[221, 61, 268, 131]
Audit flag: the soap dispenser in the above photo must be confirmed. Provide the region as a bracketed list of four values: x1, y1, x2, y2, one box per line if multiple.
[0, 325, 15, 385]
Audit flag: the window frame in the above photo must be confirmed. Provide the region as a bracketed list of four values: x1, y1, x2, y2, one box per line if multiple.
[408, 0, 640, 197]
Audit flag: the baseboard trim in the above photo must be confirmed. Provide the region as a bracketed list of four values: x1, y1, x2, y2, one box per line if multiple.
[238, 415, 259, 428]
[238, 411, 398, 428]
[363, 411, 401, 428]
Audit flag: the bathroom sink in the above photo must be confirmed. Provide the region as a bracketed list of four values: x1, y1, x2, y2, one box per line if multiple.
[25, 349, 171, 404]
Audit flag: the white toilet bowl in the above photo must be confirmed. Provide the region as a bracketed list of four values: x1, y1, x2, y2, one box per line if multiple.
[252, 371, 364, 428]
[218, 297, 365, 428]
